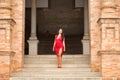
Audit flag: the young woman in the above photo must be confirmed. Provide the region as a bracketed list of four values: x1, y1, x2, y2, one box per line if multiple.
[53, 28, 66, 68]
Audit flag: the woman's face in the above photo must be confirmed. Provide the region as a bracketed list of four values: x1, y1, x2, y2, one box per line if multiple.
[58, 29, 63, 34]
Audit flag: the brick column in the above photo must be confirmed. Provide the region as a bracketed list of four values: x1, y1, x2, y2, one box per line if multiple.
[97, 0, 120, 78]
[28, 0, 39, 55]
[0, 0, 16, 79]
[0, 51, 15, 78]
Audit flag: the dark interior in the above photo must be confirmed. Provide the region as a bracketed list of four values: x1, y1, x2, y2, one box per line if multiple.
[25, 0, 84, 55]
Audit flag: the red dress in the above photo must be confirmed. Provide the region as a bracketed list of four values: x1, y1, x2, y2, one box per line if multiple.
[54, 35, 64, 56]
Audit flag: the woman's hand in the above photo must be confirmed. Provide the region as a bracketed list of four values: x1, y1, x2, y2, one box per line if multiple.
[64, 48, 66, 52]
[53, 47, 54, 52]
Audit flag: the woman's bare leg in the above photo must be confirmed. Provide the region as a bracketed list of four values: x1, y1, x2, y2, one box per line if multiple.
[57, 48, 62, 68]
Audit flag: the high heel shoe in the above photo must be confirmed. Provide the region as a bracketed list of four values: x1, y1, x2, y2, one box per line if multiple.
[58, 65, 62, 68]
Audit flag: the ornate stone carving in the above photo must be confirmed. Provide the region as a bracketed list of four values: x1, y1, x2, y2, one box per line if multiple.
[98, 18, 120, 51]
[0, 19, 16, 51]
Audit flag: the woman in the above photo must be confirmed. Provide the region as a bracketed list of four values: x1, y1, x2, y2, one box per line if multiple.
[53, 28, 66, 68]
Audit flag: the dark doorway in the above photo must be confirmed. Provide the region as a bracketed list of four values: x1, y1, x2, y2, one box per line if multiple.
[25, 0, 84, 55]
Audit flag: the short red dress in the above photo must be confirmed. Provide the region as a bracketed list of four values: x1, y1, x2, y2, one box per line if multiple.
[54, 35, 64, 56]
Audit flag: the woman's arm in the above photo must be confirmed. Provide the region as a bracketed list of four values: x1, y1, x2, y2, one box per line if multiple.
[63, 38, 66, 52]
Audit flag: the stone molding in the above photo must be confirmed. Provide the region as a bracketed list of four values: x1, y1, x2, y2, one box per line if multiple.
[97, 18, 120, 24]
[101, 0, 116, 9]
[0, 51, 15, 56]
[0, 0, 12, 10]
[0, 3, 11, 9]
[98, 50, 120, 56]
[0, 18, 16, 26]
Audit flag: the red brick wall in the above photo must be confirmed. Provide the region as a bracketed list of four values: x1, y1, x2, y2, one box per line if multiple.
[89, 0, 101, 71]
[11, 0, 25, 71]
[98, 51, 120, 78]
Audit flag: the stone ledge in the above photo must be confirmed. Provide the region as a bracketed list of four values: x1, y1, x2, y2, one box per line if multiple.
[98, 50, 120, 56]
[0, 3, 12, 10]
[97, 18, 120, 24]
[0, 51, 15, 56]
[0, 18, 16, 26]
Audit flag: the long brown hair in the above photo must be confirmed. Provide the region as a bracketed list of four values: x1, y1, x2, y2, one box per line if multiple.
[57, 28, 65, 41]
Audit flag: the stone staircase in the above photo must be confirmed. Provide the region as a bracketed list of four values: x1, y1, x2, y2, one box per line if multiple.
[10, 55, 102, 80]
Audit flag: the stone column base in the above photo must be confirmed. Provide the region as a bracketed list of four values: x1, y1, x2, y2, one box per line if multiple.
[28, 39, 39, 55]
[82, 39, 90, 55]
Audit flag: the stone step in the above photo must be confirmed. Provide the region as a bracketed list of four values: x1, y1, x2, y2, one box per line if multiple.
[24, 64, 90, 68]
[24, 55, 90, 64]
[24, 56, 90, 59]
[24, 57, 90, 60]
[24, 58, 90, 63]
[10, 55, 101, 80]
[10, 77, 102, 80]
[22, 67, 91, 72]
[11, 71, 101, 77]
[24, 55, 90, 58]
[24, 60, 90, 64]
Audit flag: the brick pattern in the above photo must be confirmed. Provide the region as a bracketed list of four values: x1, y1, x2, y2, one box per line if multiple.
[98, 0, 120, 79]
[89, 0, 101, 71]
[0, 0, 24, 79]
[0, 51, 15, 78]
[0, 1, 16, 78]
[98, 51, 120, 78]
[102, 55, 120, 77]
[0, 78, 9, 80]
[0, 20, 15, 51]
[11, 0, 25, 71]
[0, 0, 12, 19]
